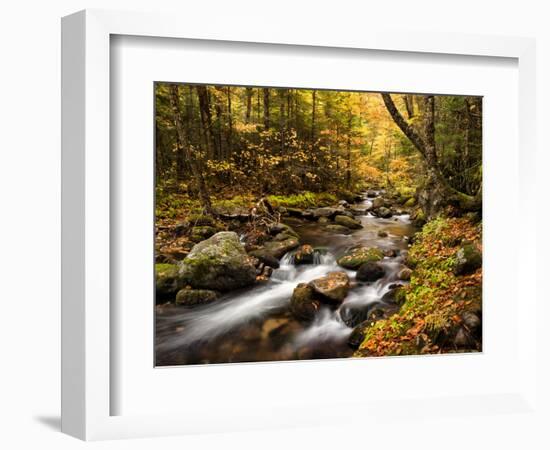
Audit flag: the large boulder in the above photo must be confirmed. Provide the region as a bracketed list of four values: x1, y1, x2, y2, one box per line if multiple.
[178, 231, 257, 291]
[155, 263, 181, 302]
[175, 288, 219, 307]
[308, 271, 350, 304]
[356, 262, 385, 282]
[453, 243, 482, 275]
[334, 215, 363, 229]
[337, 247, 384, 270]
[290, 283, 321, 321]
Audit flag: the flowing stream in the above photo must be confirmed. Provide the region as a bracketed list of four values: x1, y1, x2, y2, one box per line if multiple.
[155, 194, 416, 366]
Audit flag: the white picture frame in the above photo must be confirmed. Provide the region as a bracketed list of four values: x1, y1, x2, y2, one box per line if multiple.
[61, 9, 538, 441]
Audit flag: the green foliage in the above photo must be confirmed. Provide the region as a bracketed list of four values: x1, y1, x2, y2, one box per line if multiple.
[267, 192, 337, 209]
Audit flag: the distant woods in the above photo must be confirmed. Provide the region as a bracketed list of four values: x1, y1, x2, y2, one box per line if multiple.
[156, 83, 482, 217]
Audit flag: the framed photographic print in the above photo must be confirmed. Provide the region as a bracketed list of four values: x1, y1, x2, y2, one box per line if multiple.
[62, 9, 539, 442]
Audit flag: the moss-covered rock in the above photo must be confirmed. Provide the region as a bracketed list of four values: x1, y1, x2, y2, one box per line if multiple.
[325, 224, 351, 234]
[337, 247, 384, 270]
[397, 267, 412, 281]
[308, 271, 350, 304]
[453, 243, 482, 275]
[376, 206, 393, 218]
[290, 283, 320, 321]
[190, 225, 217, 241]
[311, 207, 344, 219]
[404, 197, 416, 207]
[175, 288, 219, 306]
[334, 215, 363, 229]
[155, 263, 180, 302]
[178, 231, 257, 291]
[410, 208, 426, 226]
[187, 214, 216, 227]
[260, 237, 300, 259]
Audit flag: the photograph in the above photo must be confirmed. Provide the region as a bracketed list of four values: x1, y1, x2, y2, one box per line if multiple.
[154, 83, 483, 366]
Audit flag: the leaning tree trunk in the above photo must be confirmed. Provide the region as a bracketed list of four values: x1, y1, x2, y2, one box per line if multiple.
[381, 93, 481, 219]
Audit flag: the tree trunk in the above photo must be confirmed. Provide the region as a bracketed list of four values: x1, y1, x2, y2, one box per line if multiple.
[381, 93, 481, 218]
[404, 94, 415, 119]
[196, 85, 216, 160]
[245, 87, 253, 123]
[263, 88, 270, 129]
[169, 84, 212, 213]
[311, 90, 317, 148]
[345, 108, 352, 189]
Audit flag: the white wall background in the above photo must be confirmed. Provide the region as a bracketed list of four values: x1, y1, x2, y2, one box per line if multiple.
[0, 1, 547, 449]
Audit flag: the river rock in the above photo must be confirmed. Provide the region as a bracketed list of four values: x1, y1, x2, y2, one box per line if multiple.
[453, 326, 477, 349]
[334, 215, 363, 229]
[286, 207, 306, 218]
[308, 271, 350, 304]
[248, 250, 280, 269]
[397, 267, 412, 281]
[212, 205, 251, 222]
[175, 288, 219, 306]
[350, 207, 368, 216]
[326, 224, 352, 234]
[348, 322, 369, 349]
[260, 237, 300, 259]
[453, 243, 482, 275]
[178, 231, 257, 291]
[290, 283, 321, 321]
[155, 263, 181, 301]
[377, 207, 393, 218]
[337, 247, 384, 270]
[377, 230, 388, 237]
[366, 302, 400, 323]
[294, 244, 315, 265]
[318, 216, 330, 224]
[404, 197, 416, 207]
[268, 223, 298, 237]
[356, 261, 385, 282]
[339, 302, 371, 328]
[461, 311, 482, 336]
[311, 207, 344, 219]
[372, 197, 385, 209]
